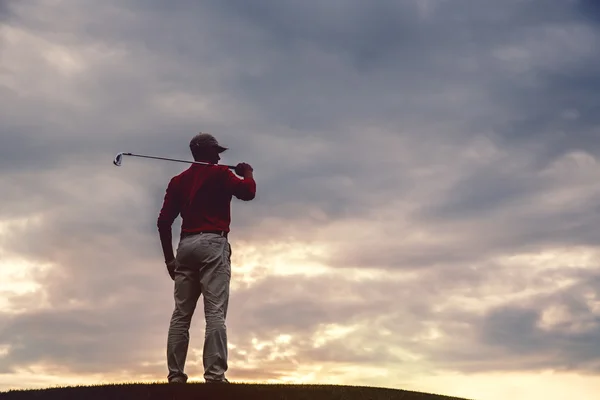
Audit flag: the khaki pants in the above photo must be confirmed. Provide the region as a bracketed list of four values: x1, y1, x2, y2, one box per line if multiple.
[167, 232, 231, 382]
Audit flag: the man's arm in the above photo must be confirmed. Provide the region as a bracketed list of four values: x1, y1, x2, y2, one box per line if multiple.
[157, 177, 181, 264]
[225, 163, 256, 200]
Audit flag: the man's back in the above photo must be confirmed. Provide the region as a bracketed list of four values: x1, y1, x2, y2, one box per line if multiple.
[157, 164, 256, 237]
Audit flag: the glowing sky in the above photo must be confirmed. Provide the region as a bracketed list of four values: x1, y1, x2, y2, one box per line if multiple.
[2, 1, 600, 399]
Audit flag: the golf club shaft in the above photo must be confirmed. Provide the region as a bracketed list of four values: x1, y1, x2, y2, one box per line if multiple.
[118, 152, 235, 169]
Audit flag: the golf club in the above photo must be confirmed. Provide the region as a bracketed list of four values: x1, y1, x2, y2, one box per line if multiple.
[113, 152, 236, 170]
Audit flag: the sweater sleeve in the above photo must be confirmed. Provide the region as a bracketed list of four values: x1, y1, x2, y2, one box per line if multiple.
[157, 176, 182, 233]
[223, 168, 256, 201]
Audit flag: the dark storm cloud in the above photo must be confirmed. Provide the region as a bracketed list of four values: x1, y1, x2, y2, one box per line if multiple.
[0, 301, 171, 374]
[578, 0, 600, 24]
[204, 0, 586, 129]
[479, 272, 600, 371]
[416, 268, 600, 374]
[217, 265, 600, 374]
[2, 0, 600, 391]
[227, 274, 395, 336]
[0, 0, 13, 21]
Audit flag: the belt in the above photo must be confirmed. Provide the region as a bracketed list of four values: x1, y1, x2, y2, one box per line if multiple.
[181, 230, 228, 239]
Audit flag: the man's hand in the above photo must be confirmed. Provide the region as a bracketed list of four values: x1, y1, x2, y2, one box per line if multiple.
[235, 162, 254, 178]
[166, 259, 179, 280]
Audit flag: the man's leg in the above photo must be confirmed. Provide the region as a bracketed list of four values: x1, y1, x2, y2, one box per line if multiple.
[200, 240, 231, 382]
[167, 265, 201, 383]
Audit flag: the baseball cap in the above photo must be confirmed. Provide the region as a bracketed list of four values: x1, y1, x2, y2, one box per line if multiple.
[189, 132, 228, 153]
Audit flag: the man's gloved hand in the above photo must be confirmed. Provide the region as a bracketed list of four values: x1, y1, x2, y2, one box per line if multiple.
[166, 259, 179, 280]
[235, 162, 253, 177]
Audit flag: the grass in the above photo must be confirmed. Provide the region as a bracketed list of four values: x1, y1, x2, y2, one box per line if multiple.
[0, 382, 474, 400]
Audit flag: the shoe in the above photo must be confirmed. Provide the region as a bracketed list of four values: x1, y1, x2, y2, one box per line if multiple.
[169, 377, 187, 384]
[206, 378, 229, 384]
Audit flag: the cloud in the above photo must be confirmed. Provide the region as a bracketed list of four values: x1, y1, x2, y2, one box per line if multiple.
[2, 1, 600, 399]
[0, 0, 13, 21]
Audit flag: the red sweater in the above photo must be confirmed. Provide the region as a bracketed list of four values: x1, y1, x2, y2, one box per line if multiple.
[157, 164, 256, 239]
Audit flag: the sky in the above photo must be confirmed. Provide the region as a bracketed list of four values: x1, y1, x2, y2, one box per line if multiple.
[1, 0, 600, 399]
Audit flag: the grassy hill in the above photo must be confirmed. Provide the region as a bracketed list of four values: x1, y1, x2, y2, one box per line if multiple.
[0, 382, 473, 400]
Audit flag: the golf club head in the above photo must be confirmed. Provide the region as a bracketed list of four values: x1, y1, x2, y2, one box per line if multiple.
[113, 153, 124, 166]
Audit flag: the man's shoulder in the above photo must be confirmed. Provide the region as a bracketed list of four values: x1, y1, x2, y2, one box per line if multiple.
[169, 170, 186, 182]
[171, 165, 231, 183]
[202, 164, 234, 178]
[166, 168, 192, 187]
[215, 165, 234, 174]
[172, 165, 206, 178]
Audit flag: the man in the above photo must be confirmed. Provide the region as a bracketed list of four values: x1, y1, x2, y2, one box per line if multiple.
[157, 132, 256, 384]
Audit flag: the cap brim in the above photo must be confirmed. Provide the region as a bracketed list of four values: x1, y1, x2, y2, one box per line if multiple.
[217, 145, 228, 153]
